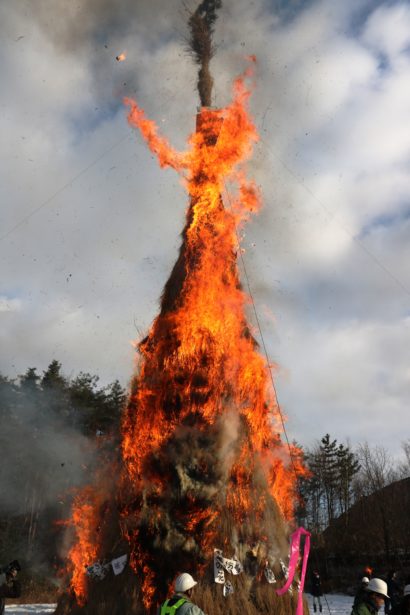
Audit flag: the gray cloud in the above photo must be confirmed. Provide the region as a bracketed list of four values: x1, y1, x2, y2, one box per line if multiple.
[1, 0, 409, 461]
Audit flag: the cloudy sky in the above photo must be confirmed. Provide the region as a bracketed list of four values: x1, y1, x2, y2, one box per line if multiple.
[1, 0, 409, 457]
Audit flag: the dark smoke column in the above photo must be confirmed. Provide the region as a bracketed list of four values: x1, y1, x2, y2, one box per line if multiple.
[188, 0, 222, 106]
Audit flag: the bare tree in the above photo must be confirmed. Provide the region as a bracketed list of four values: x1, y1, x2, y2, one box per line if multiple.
[354, 442, 398, 497]
[354, 442, 399, 560]
[398, 439, 410, 478]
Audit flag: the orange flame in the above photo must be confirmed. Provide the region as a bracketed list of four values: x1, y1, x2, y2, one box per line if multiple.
[122, 60, 301, 514]
[65, 58, 307, 608]
[66, 485, 107, 605]
[119, 59, 306, 605]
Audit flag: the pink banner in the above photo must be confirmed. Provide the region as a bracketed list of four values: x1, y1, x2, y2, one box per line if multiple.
[276, 527, 311, 615]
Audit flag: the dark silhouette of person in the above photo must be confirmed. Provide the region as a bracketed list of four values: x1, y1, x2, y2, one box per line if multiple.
[0, 561, 21, 615]
[311, 570, 323, 613]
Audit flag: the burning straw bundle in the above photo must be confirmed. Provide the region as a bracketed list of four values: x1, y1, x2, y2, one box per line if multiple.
[55, 3, 307, 615]
[187, 0, 222, 106]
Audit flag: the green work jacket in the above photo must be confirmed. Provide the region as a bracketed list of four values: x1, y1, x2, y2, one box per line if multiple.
[352, 599, 379, 615]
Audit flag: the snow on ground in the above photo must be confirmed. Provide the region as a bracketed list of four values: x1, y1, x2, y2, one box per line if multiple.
[5, 606, 56, 615]
[5, 595, 355, 614]
[310, 593, 354, 613]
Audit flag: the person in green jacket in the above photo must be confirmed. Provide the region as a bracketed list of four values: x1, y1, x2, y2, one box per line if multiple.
[353, 577, 370, 609]
[159, 573, 206, 615]
[352, 578, 389, 615]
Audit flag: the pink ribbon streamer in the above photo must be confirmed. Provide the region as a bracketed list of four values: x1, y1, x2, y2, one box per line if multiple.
[276, 527, 311, 615]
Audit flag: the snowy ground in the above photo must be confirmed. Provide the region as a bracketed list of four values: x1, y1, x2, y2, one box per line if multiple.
[5, 594, 355, 614]
[5, 607, 55, 615]
[309, 594, 354, 613]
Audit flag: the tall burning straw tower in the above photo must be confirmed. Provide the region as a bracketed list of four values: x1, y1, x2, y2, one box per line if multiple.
[57, 2, 306, 614]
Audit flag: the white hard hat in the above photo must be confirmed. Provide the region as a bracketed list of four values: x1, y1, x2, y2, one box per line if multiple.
[366, 578, 389, 599]
[404, 585, 410, 597]
[362, 577, 370, 584]
[175, 573, 197, 593]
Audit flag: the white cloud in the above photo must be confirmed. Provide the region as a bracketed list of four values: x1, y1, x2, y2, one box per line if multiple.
[274, 316, 410, 451]
[0, 0, 409, 458]
[362, 3, 410, 60]
[0, 296, 22, 312]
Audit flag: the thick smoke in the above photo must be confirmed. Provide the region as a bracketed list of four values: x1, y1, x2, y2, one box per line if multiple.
[0, 373, 105, 576]
[6, 0, 195, 121]
[0, 384, 95, 515]
[14, 0, 184, 52]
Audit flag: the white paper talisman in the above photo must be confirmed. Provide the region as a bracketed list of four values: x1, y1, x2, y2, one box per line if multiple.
[231, 557, 243, 575]
[280, 559, 289, 579]
[264, 567, 276, 584]
[214, 549, 225, 584]
[111, 554, 128, 576]
[223, 581, 234, 597]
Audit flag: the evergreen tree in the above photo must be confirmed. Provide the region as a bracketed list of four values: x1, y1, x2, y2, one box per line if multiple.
[101, 379, 126, 433]
[69, 372, 105, 434]
[0, 374, 18, 420]
[318, 434, 339, 525]
[335, 442, 360, 517]
[41, 360, 67, 390]
[303, 434, 360, 530]
[41, 360, 72, 422]
[20, 367, 40, 391]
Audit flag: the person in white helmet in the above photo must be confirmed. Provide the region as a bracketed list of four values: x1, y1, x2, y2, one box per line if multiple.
[353, 577, 370, 609]
[351, 578, 389, 615]
[159, 573, 206, 615]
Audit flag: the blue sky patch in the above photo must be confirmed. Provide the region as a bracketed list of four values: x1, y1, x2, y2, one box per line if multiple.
[359, 206, 410, 238]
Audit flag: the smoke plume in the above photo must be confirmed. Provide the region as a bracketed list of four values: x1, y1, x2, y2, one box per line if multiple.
[188, 0, 222, 106]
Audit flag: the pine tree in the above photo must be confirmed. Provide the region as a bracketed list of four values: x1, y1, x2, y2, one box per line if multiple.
[318, 434, 339, 525]
[303, 435, 360, 530]
[41, 360, 67, 390]
[41, 360, 70, 421]
[69, 372, 104, 434]
[20, 367, 40, 391]
[335, 442, 360, 518]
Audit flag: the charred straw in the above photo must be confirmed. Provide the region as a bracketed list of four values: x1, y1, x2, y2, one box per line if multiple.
[188, 0, 222, 106]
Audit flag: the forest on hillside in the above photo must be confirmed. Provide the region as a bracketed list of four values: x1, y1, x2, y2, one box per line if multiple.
[298, 435, 410, 587]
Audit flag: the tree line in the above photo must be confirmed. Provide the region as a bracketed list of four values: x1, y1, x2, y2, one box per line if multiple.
[1, 361, 409, 590]
[298, 434, 410, 535]
[3, 359, 126, 437]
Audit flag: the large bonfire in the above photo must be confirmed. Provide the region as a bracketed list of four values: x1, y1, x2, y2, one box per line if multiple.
[56, 2, 307, 615]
